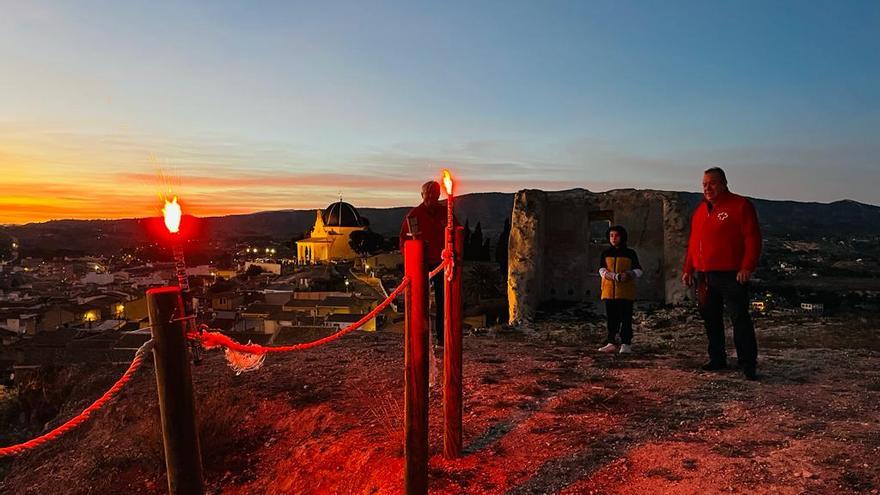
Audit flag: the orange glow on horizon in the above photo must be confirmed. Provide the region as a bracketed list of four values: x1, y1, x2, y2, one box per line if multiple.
[442, 169, 453, 196]
[162, 197, 182, 233]
[0, 166, 578, 225]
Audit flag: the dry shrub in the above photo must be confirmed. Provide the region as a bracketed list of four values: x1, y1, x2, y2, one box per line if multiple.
[125, 385, 263, 476]
[360, 391, 403, 441]
[0, 385, 19, 426]
[196, 390, 253, 462]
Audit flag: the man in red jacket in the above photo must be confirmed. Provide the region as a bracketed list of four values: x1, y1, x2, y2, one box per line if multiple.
[399, 181, 457, 347]
[682, 167, 762, 380]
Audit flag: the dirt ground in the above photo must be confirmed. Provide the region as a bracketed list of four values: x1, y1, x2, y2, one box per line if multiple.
[1, 308, 879, 494]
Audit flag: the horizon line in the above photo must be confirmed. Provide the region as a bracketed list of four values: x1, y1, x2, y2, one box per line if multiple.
[2, 188, 876, 227]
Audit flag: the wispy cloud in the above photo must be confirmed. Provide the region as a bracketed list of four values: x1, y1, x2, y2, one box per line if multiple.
[2, 126, 878, 224]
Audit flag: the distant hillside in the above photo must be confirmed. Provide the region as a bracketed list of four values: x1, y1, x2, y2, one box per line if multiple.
[0, 193, 516, 256]
[753, 198, 880, 238]
[675, 193, 880, 237]
[2, 191, 877, 256]
[156, 192, 516, 243]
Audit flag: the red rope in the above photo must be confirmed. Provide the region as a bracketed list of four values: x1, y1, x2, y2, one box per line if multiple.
[0, 340, 154, 457]
[428, 258, 450, 279]
[192, 277, 410, 355]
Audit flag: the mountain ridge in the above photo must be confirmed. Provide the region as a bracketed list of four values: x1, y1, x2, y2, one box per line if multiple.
[2, 190, 878, 256]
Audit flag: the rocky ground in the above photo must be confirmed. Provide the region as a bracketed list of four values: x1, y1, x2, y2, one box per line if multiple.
[1, 307, 879, 494]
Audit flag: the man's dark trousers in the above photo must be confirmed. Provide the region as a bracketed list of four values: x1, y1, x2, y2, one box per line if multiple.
[696, 271, 758, 367]
[430, 270, 444, 347]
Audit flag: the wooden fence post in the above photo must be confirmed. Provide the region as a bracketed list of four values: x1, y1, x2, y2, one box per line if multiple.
[443, 226, 464, 458]
[404, 240, 429, 495]
[147, 286, 204, 495]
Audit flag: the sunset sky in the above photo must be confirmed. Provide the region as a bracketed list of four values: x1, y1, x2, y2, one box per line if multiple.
[2, 1, 878, 224]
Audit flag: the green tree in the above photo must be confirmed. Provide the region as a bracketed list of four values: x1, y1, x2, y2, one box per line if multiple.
[464, 263, 503, 302]
[349, 230, 385, 255]
[495, 218, 510, 280]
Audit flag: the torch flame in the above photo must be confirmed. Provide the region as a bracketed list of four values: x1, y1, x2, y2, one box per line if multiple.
[163, 197, 182, 234]
[442, 169, 453, 196]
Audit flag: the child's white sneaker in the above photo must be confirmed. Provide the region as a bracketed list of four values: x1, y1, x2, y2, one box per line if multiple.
[598, 343, 618, 353]
[619, 344, 633, 354]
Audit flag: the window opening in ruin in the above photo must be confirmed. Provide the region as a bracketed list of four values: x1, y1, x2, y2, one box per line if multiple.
[588, 210, 614, 246]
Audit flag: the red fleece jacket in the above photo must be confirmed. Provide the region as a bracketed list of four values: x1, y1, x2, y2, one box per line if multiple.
[683, 191, 762, 274]
[399, 201, 458, 265]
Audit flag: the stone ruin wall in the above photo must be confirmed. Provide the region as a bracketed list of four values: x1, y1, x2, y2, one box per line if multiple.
[508, 188, 692, 324]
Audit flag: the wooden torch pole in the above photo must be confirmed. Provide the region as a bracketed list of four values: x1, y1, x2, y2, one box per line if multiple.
[444, 225, 465, 458]
[147, 286, 204, 495]
[404, 240, 429, 495]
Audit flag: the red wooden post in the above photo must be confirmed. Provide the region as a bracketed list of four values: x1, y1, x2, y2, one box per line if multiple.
[404, 240, 429, 495]
[147, 286, 204, 495]
[443, 226, 465, 458]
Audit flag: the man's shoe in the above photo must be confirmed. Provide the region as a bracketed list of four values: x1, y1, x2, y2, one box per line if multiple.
[618, 344, 633, 354]
[598, 343, 618, 353]
[743, 365, 758, 381]
[700, 361, 727, 371]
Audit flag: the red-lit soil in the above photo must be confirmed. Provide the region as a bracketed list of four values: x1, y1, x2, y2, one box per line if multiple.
[2, 309, 879, 494]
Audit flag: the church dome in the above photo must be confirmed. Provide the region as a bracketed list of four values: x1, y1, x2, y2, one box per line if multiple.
[322, 201, 366, 227]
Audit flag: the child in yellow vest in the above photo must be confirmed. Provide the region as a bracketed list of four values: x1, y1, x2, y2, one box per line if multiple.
[597, 225, 643, 354]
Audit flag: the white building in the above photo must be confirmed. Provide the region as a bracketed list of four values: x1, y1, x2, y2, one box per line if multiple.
[800, 302, 824, 313]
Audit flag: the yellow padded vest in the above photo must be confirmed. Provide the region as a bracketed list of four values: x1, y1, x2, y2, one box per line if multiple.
[601, 256, 636, 300]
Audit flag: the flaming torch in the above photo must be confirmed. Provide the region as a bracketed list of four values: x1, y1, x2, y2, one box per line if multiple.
[442, 169, 454, 277]
[163, 197, 189, 292]
[163, 196, 203, 364]
[441, 168, 464, 459]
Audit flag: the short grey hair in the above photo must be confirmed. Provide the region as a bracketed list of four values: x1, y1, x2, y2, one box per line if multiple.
[421, 181, 440, 195]
[703, 166, 727, 184]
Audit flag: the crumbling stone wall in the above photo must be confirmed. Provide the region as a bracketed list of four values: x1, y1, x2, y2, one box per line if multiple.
[508, 188, 691, 323]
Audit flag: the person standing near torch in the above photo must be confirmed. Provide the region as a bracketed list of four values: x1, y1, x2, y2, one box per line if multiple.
[400, 180, 458, 348]
[682, 167, 762, 380]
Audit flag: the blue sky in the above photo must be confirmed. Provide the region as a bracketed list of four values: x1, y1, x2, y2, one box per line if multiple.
[1, 0, 878, 222]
